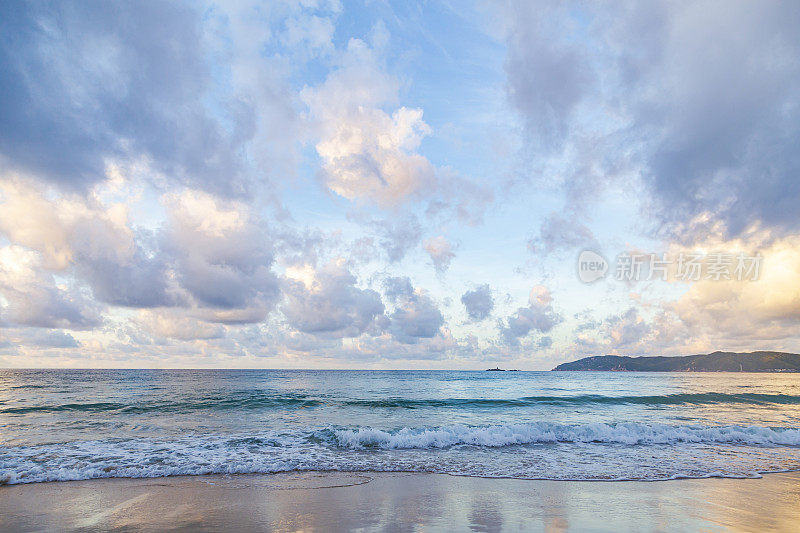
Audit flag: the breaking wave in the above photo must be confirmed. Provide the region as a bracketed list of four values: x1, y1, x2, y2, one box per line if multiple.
[3, 422, 800, 485]
[333, 422, 800, 448]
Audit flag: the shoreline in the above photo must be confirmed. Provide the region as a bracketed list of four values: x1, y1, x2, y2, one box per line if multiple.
[5, 465, 800, 487]
[3, 470, 800, 532]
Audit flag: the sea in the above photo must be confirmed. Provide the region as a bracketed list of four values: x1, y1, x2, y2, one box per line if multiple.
[2, 369, 800, 485]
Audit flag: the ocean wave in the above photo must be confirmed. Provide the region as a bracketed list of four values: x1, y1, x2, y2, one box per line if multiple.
[5, 392, 800, 415]
[333, 422, 800, 449]
[344, 392, 800, 408]
[0, 393, 322, 414]
[3, 422, 800, 485]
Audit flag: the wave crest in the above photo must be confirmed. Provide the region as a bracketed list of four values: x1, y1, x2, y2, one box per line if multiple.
[334, 422, 800, 449]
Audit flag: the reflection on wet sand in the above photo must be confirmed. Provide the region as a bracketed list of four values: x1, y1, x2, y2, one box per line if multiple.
[1, 471, 799, 531]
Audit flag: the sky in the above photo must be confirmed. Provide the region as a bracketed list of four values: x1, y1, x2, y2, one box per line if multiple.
[1, 0, 799, 369]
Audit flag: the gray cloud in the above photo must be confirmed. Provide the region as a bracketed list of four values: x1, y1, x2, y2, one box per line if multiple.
[162, 192, 281, 323]
[370, 214, 422, 263]
[73, 226, 177, 308]
[384, 276, 415, 303]
[499, 0, 800, 237]
[527, 212, 597, 255]
[384, 276, 444, 344]
[282, 263, 384, 338]
[604, 307, 651, 349]
[538, 336, 553, 349]
[461, 284, 494, 321]
[502, 2, 593, 152]
[0, 328, 81, 349]
[499, 285, 560, 345]
[575, 307, 653, 352]
[424, 173, 495, 227]
[27, 329, 81, 348]
[0, 1, 257, 196]
[0, 288, 99, 330]
[274, 228, 329, 269]
[0, 178, 178, 309]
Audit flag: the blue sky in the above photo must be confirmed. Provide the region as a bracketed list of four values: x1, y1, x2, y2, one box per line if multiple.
[1, 0, 799, 368]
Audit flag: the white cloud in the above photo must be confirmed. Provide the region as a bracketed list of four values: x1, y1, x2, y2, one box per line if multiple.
[424, 235, 456, 274]
[0, 246, 101, 330]
[665, 228, 800, 347]
[136, 310, 225, 341]
[281, 14, 336, 52]
[302, 32, 434, 205]
[0, 176, 176, 308]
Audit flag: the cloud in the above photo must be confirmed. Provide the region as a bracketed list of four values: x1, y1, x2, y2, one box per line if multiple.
[499, 285, 561, 345]
[0, 328, 81, 350]
[570, 225, 800, 355]
[497, 1, 800, 237]
[0, 180, 282, 324]
[0, 178, 73, 269]
[302, 27, 435, 205]
[528, 212, 596, 255]
[500, 1, 593, 152]
[0, 177, 177, 308]
[424, 236, 455, 273]
[162, 190, 281, 323]
[384, 276, 444, 344]
[664, 228, 800, 346]
[72, 224, 176, 308]
[0, 245, 101, 330]
[211, 1, 311, 193]
[27, 329, 81, 348]
[368, 214, 422, 263]
[274, 227, 332, 269]
[136, 310, 225, 341]
[382, 276, 415, 304]
[281, 13, 336, 53]
[461, 284, 494, 321]
[538, 336, 553, 349]
[573, 308, 649, 355]
[282, 261, 385, 338]
[424, 171, 495, 227]
[603, 307, 651, 349]
[350, 330, 456, 361]
[0, 1, 262, 196]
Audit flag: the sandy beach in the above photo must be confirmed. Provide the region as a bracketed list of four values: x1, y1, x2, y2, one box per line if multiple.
[1, 471, 799, 532]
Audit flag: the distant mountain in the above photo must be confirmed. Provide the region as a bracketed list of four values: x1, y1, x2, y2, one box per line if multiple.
[552, 351, 800, 372]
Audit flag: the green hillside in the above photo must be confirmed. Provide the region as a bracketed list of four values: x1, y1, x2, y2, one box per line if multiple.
[552, 351, 800, 372]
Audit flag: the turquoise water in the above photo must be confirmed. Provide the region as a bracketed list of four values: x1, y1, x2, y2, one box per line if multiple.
[2, 370, 800, 484]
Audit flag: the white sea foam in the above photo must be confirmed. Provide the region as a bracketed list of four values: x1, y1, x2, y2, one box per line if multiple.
[334, 422, 800, 449]
[2, 423, 800, 485]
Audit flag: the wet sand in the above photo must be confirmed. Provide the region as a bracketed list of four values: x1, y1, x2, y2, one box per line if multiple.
[2, 471, 799, 532]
